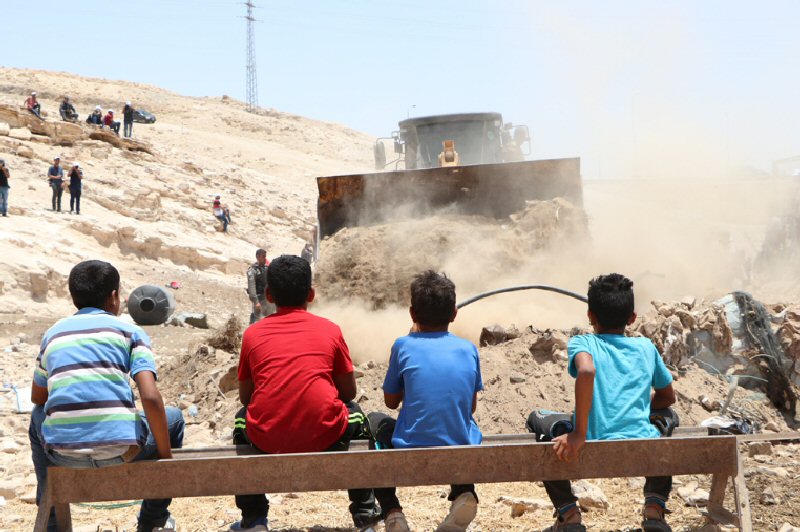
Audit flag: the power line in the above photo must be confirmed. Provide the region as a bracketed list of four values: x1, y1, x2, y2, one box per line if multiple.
[244, 1, 259, 113]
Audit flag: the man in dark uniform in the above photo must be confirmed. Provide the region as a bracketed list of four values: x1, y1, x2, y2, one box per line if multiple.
[247, 248, 275, 324]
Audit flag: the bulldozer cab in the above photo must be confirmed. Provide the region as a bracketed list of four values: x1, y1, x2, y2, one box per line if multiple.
[374, 113, 530, 171]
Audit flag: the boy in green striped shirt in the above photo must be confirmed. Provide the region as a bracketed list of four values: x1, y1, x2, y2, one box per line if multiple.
[29, 260, 184, 532]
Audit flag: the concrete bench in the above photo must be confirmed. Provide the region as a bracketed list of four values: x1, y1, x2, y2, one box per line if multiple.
[34, 433, 751, 532]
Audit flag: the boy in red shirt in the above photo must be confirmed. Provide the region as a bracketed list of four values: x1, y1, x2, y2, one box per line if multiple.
[230, 255, 379, 531]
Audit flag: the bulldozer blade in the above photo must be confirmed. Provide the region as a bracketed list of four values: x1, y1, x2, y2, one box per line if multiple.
[317, 157, 582, 238]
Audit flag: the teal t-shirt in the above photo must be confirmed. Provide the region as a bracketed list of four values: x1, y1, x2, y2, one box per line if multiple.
[568, 334, 673, 440]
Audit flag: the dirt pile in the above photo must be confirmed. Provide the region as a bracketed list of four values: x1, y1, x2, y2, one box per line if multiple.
[315, 198, 588, 309]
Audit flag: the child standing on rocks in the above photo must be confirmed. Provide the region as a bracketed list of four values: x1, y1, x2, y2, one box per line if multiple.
[368, 270, 483, 532]
[525, 273, 678, 532]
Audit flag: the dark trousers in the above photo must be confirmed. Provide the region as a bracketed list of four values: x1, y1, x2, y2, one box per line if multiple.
[367, 412, 477, 516]
[69, 188, 81, 213]
[233, 403, 379, 527]
[525, 409, 676, 514]
[50, 183, 62, 211]
[109, 121, 120, 134]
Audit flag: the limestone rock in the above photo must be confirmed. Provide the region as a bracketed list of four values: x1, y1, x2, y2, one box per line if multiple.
[778, 524, 800, 532]
[572, 479, 609, 510]
[748, 441, 773, 457]
[0, 122, 9, 136]
[677, 481, 709, 506]
[15, 145, 33, 159]
[8, 127, 31, 141]
[497, 496, 550, 518]
[756, 465, 789, 478]
[509, 373, 527, 384]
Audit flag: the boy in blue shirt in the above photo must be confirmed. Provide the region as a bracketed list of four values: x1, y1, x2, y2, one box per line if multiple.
[368, 270, 483, 532]
[526, 273, 677, 532]
[29, 260, 185, 532]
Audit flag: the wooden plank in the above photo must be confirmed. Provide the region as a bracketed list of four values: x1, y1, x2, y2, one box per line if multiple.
[737, 431, 800, 443]
[49, 436, 737, 504]
[54, 503, 72, 532]
[734, 449, 753, 532]
[33, 483, 53, 532]
[707, 472, 737, 528]
[172, 430, 729, 459]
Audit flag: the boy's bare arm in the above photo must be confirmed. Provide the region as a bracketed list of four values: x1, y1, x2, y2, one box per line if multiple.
[651, 383, 676, 409]
[134, 371, 172, 459]
[239, 378, 255, 406]
[384, 391, 403, 409]
[333, 371, 357, 403]
[553, 351, 595, 462]
[31, 383, 48, 405]
[472, 392, 478, 414]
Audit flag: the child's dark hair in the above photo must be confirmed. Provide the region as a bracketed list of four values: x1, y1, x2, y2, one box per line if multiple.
[69, 260, 120, 309]
[410, 270, 456, 327]
[587, 273, 635, 330]
[267, 255, 311, 307]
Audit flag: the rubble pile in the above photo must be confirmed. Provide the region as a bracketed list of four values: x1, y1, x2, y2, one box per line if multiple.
[315, 199, 588, 309]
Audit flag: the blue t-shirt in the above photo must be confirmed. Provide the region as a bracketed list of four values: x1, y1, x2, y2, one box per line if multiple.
[568, 334, 673, 440]
[33, 308, 158, 450]
[383, 331, 483, 448]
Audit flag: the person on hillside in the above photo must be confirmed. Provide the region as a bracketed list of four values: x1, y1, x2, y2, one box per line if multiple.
[213, 195, 232, 232]
[86, 106, 103, 126]
[123, 101, 135, 138]
[47, 156, 64, 212]
[246, 248, 275, 324]
[68, 162, 83, 215]
[28, 260, 185, 532]
[26, 91, 42, 118]
[104, 110, 121, 134]
[300, 241, 314, 264]
[368, 271, 483, 532]
[525, 273, 678, 532]
[0, 159, 9, 217]
[230, 255, 381, 531]
[59, 97, 78, 122]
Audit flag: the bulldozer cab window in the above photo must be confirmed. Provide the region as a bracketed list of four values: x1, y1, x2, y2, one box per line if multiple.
[414, 120, 501, 168]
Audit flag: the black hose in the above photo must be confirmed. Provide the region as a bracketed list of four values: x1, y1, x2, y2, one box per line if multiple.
[457, 285, 587, 309]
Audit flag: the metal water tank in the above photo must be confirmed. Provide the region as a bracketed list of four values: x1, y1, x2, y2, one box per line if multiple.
[128, 285, 176, 325]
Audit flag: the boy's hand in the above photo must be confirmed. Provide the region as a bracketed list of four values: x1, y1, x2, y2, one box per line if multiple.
[553, 431, 586, 462]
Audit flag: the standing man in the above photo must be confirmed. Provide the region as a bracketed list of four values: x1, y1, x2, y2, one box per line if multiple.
[213, 195, 232, 232]
[47, 156, 64, 212]
[69, 162, 83, 215]
[123, 101, 135, 138]
[300, 241, 314, 264]
[0, 159, 9, 217]
[247, 249, 274, 324]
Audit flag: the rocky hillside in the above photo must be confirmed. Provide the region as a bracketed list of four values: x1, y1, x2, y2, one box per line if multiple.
[0, 67, 375, 317]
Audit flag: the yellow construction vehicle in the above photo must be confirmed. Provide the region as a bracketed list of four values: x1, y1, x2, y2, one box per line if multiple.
[316, 112, 582, 239]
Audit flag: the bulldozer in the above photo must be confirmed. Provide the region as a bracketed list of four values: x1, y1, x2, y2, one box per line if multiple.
[316, 112, 583, 239]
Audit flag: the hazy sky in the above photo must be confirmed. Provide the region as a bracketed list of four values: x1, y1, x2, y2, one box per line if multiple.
[2, 0, 800, 179]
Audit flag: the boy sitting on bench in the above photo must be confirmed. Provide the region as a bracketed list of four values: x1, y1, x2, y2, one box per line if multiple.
[368, 270, 483, 532]
[29, 260, 184, 532]
[230, 255, 380, 531]
[526, 273, 678, 532]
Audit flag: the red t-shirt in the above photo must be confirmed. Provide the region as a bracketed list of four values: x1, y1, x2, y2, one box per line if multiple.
[238, 307, 354, 453]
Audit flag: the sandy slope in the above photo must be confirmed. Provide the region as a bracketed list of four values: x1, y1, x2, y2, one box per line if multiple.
[1, 68, 799, 531]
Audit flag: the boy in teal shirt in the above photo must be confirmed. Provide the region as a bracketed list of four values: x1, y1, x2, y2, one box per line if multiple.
[526, 273, 677, 532]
